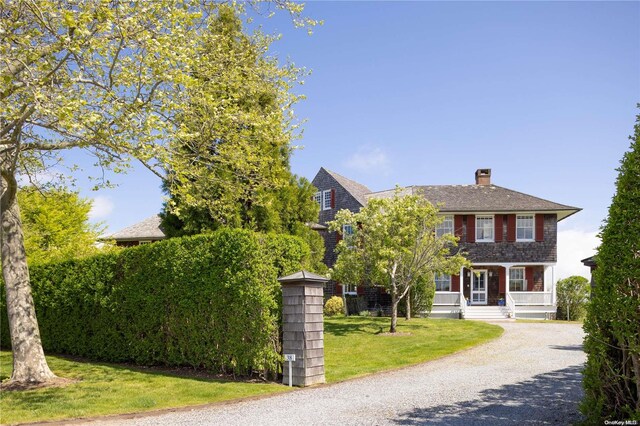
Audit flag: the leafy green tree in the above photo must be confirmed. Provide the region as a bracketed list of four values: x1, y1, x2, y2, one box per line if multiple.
[582, 110, 640, 420]
[19, 188, 106, 265]
[329, 190, 469, 333]
[160, 7, 325, 271]
[555, 275, 589, 321]
[0, 0, 315, 387]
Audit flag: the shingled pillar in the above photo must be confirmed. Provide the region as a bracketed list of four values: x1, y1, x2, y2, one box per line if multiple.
[278, 271, 328, 387]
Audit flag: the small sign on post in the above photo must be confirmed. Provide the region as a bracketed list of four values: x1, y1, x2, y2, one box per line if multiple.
[284, 354, 296, 387]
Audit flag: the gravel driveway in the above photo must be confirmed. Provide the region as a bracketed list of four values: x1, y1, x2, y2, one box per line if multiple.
[89, 322, 585, 425]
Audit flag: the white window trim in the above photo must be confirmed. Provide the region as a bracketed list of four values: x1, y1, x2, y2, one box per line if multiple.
[516, 214, 535, 242]
[322, 189, 332, 211]
[434, 273, 452, 292]
[509, 267, 527, 292]
[475, 215, 494, 242]
[342, 224, 354, 236]
[436, 215, 454, 237]
[313, 191, 321, 206]
[343, 284, 357, 295]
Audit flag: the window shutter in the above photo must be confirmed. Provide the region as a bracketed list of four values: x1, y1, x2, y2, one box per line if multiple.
[535, 214, 544, 242]
[499, 268, 506, 293]
[335, 282, 342, 295]
[495, 215, 504, 242]
[526, 267, 535, 291]
[451, 274, 460, 292]
[454, 215, 464, 238]
[357, 285, 365, 296]
[467, 215, 476, 243]
[330, 189, 336, 209]
[506, 214, 516, 242]
[336, 231, 342, 243]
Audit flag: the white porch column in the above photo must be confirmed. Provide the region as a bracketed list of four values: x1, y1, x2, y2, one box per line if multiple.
[459, 266, 465, 303]
[505, 265, 511, 301]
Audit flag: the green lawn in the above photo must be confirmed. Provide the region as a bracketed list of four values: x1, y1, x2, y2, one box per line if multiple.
[0, 317, 502, 424]
[324, 317, 503, 382]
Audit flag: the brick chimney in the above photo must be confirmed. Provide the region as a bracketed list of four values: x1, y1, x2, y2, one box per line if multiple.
[475, 168, 491, 185]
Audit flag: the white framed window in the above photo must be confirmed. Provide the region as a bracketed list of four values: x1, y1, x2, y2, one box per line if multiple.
[476, 215, 494, 242]
[342, 224, 354, 236]
[313, 191, 322, 206]
[509, 267, 526, 291]
[516, 215, 534, 241]
[322, 189, 332, 211]
[343, 284, 357, 295]
[434, 273, 451, 292]
[436, 215, 454, 237]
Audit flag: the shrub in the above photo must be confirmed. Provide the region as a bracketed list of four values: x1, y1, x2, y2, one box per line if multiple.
[324, 296, 344, 317]
[0, 228, 310, 378]
[555, 276, 589, 321]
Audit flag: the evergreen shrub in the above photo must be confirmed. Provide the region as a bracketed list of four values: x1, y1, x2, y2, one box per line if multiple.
[0, 228, 310, 377]
[324, 296, 344, 317]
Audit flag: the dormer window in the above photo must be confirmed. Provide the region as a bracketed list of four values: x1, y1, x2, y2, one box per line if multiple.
[516, 215, 534, 241]
[322, 189, 332, 210]
[476, 215, 494, 242]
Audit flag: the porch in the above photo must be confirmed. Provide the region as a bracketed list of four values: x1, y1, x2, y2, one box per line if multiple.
[430, 264, 557, 320]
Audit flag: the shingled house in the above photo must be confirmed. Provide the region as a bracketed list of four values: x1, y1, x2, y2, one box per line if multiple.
[311, 167, 580, 320]
[107, 215, 166, 247]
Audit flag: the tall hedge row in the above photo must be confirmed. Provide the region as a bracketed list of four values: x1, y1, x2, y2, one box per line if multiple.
[1, 228, 311, 377]
[582, 112, 640, 421]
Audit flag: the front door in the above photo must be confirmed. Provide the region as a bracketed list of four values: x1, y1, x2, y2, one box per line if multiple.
[471, 270, 488, 305]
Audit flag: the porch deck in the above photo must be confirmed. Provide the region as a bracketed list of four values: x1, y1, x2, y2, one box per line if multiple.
[432, 292, 556, 320]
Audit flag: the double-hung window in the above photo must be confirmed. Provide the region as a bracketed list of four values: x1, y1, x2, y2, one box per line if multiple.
[343, 284, 357, 295]
[509, 268, 526, 291]
[342, 224, 354, 236]
[322, 190, 332, 211]
[436, 215, 454, 237]
[516, 215, 534, 241]
[476, 216, 494, 242]
[434, 273, 451, 292]
[313, 191, 322, 206]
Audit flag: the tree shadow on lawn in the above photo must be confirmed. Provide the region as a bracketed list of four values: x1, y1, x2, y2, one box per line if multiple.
[393, 364, 585, 425]
[324, 318, 388, 336]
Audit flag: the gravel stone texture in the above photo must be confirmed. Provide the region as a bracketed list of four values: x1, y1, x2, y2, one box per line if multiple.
[88, 322, 585, 426]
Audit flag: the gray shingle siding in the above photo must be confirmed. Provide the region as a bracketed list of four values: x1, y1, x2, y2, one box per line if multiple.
[311, 168, 365, 267]
[459, 214, 557, 263]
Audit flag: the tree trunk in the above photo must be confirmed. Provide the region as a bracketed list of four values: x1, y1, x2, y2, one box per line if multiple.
[1, 171, 56, 385]
[390, 291, 398, 333]
[405, 288, 411, 320]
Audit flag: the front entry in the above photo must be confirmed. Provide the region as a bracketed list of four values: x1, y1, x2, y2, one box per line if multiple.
[471, 270, 488, 305]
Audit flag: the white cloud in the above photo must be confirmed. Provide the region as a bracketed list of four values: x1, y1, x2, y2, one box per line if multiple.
[344, 146, 390, 174]
[556, 228, 600, 281]
[89, 196, 114, 220]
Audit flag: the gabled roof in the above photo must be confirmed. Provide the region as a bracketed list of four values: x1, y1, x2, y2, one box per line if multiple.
[322, 167, 371, 206]
[277, 270, 329, 283]
[365, 185, 580, 221]
[108, 215, 166, 241]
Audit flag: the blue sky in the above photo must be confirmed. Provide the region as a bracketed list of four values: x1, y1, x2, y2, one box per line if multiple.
[78, 1, 639, 279]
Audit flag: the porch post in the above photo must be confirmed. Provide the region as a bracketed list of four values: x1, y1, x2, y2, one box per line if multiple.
[459, 266, 464, 304]
[505, 265, 511, 301]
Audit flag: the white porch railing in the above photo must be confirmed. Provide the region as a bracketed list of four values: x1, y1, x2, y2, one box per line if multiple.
[506, 292, 515, 318]
[433, 292, 461, 305]
[510, 291, 553, 305]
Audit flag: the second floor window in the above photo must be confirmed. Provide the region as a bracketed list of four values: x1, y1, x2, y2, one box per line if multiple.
[509, 268, 526, 291]
[516, 215, 534, 241]
[436, 215, 454, 237]
[476, 216, 494, 242]
[313, 191, 321, 206]
[322, 189, 332, 210]
[435, 273, 451, 292]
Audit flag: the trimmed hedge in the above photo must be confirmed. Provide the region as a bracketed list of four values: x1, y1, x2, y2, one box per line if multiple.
[1, 228, 311, 377]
